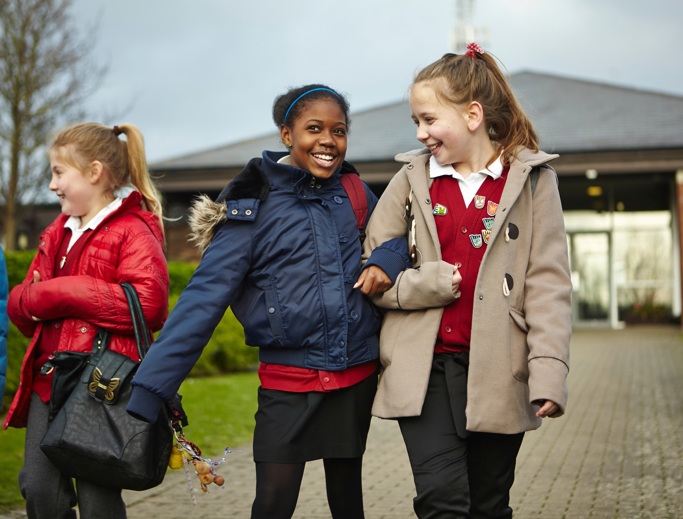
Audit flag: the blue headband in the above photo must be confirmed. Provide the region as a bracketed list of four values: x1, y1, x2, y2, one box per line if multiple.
[283, 87, 340, 123]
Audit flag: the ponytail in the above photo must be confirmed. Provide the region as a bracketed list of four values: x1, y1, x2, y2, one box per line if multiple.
[115, 124, 165, 235]
[414, 47, 538, 164]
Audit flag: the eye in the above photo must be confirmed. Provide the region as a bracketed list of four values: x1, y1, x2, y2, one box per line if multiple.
[307, 124, 321, 131]
[333, 128, 347, 136]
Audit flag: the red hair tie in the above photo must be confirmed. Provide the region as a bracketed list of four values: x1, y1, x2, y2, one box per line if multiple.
[465, 42, 484, 58]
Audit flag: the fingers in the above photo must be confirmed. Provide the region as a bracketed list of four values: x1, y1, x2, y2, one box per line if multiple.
[535, 400, 559, 418]
[356, 266, 392, 296]
[33, 270, 42, 283]
[452, 263, 462, 296]
[353, 270, 367, 289]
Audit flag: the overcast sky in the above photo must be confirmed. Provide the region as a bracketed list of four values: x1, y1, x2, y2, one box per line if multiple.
[72, 0, 683, 163]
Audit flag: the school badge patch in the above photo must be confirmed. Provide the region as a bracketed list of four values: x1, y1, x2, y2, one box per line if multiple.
[474, 195, 486, 209]
[482, 229, 491, 244]
[487, 200, 499, 216]
[469, 234, 483, 248]
[432, 203, 448, 216]
[482, 217, 495, 230]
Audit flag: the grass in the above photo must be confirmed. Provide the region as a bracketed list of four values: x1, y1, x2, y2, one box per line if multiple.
[0, 371, 259, 513]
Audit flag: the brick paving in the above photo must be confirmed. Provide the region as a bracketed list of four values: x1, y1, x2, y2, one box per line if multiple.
[2, 325, 683, 518]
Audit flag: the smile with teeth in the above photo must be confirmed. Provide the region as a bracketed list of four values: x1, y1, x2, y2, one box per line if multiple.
[313, 153, 335, 164]
[427, 143, 441, 151]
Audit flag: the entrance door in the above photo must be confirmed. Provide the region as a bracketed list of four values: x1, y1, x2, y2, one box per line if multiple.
[569, 232, 610, 324]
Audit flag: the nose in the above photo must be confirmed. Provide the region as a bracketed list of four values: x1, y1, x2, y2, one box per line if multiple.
[48, 174, 58, 191]
[416, 123, 428, 143]
[318, 129, 335, 147]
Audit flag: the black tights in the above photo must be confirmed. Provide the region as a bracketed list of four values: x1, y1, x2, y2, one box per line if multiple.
[251, 457, 365, 519]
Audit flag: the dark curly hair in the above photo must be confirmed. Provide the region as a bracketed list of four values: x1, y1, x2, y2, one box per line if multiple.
[272, 84, 351, 129]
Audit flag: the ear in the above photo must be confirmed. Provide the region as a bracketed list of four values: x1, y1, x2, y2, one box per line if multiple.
[464, 101, 485, 132]
[88, 160, 104, 183]
[279, 125, 292, 149]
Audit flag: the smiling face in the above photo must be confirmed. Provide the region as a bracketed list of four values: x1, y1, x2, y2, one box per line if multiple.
[49, 146, 108, 226]
[280, 98, 348, 179]
[409, 81, 475, 169]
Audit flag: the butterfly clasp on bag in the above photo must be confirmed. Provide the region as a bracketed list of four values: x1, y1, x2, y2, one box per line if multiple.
[88, 368, 120, 402]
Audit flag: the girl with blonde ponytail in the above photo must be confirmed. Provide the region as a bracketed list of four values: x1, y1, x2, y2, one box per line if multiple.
[5, 121, 169, 518]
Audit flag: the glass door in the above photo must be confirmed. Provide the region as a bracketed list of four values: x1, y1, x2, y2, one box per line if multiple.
[568, 232, 610, 324]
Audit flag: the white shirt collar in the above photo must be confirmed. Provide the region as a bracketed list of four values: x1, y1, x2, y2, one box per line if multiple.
[429, 154, 504, 180]
[64, 197, 123, 233]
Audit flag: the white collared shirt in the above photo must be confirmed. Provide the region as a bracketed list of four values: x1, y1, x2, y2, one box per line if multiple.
[63, 197, 123, 252]
[429, 155, 504, 207]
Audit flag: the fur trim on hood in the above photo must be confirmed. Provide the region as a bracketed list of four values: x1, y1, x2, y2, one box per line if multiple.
[188, 158, 270, 254]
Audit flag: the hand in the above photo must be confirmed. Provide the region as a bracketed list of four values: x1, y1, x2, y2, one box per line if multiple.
[30, 270, 42, 321]
[534, 399, 559, 418]
[354, 266, 392, 296]
[452, 263, 462, 298]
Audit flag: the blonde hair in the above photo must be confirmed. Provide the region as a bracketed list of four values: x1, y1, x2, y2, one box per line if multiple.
[50, 122, 164, 235]
[413, 51, 538, 165]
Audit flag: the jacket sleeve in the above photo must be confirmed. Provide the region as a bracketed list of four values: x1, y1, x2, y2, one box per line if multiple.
[18, 218, 169, 334]
[127, 221, 253, 423]
[7, 251, 42, 338]
[524, 168, 572, 415]
[0, 248, 8, 402]
[363, 237, 412, 284]
[362, 168, 456, 310]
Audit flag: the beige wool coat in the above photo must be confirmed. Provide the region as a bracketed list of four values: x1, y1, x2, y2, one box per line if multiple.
[365, 147, 572, 434]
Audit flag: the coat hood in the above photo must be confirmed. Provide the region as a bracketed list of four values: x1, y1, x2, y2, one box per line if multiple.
[188, 158, 270, 254]
[188, 153, 361, 254]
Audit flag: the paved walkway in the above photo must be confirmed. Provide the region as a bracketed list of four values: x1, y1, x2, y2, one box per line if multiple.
[3, 326, 683, 518]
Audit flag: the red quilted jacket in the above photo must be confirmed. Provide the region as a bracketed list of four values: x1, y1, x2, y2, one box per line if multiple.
[4, 191, 169, 428]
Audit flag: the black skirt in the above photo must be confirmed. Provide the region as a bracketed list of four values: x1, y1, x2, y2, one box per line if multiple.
[253, 373, 378, 463]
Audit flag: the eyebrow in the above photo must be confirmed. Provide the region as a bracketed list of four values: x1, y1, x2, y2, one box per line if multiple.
[303, 118, 347, 127]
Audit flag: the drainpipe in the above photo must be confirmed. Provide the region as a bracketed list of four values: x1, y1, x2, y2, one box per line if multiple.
[675, 171, 683, 328]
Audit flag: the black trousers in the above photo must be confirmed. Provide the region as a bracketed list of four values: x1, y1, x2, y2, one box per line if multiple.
[398, 353, 524, 519]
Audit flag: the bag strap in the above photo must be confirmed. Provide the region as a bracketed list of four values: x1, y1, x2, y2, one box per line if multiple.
[340, 171, 369, 242]
[530, 167, 541, 196]
[121, 282, 153, 360]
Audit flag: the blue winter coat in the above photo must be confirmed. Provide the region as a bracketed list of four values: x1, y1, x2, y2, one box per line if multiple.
[127, 151, 409, 422]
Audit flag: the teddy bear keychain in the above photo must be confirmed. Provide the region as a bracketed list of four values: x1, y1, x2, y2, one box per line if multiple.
[168, 431, 230, 502]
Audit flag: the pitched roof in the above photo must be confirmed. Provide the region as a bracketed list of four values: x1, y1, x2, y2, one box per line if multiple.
[152, 71, 683, 171]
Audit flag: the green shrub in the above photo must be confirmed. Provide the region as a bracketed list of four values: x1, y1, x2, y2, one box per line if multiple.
[2, 251, 33, 410]
[2, 254, 257, 410]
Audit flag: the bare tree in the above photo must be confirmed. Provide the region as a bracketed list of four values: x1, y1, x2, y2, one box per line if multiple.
[0, 0, 102, 250]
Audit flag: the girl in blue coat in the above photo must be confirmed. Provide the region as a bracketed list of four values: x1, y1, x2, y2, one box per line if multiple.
[128, 84, 409, 519]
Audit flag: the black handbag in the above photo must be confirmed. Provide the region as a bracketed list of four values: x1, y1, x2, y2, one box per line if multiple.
[40, 283, 177, 491]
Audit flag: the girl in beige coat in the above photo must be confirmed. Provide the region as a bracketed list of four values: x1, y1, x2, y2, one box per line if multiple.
[359, 45, 572, 518]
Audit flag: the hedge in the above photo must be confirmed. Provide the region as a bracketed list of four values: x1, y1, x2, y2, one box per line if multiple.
[2, 251, 257, 410]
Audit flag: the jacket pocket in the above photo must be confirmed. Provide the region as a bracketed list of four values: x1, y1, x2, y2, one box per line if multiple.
[509, 307, 529, 382]
[263, 286, 287, 346]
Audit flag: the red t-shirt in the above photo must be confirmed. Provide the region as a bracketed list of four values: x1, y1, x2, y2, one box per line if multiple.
[258, 360, 378, 392]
